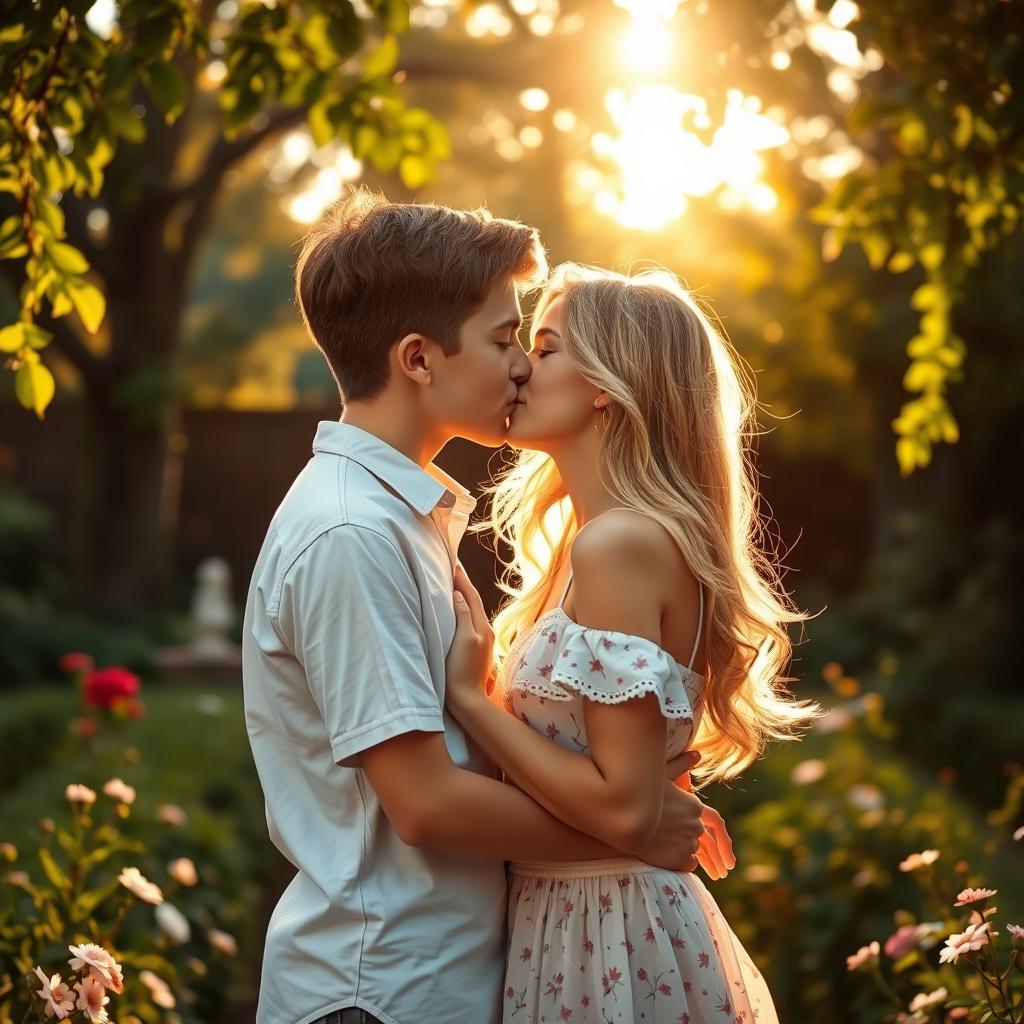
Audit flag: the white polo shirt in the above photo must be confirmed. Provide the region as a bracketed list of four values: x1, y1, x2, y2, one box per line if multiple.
[242, 421, 505, 1024]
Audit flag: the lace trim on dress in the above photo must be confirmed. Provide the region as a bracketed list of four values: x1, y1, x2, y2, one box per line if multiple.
[503, 611, 702, 721]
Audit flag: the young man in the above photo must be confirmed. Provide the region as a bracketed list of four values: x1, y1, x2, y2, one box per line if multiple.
[242, 189, 709, 1024]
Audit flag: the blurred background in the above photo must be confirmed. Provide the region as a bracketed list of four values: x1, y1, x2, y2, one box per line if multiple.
[1, 1, 1022, 1022]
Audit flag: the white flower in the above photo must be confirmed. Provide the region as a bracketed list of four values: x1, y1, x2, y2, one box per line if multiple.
[1007, 923, 1024, 941]
[1013, 824, 1024, 842]
[208, 928, 238, 956]
[118, 866, 164, 905]
[167, 856, 198, 887]
[846, 940, 880, 970]
[139, 969, 176, 1009]
[909, 987, 948, 1012]
[939, 921, 995, 964]
[67, 943, 123, 993]
[74, 974, 110, 1023]
[102, 778, 136, 805]
[899, 849, 940, 872]
[155, 902, 192, 944]
[847, 784, 884, 811]
[65, 784, 97, 805]
[32, 966, 75, 1020]
[955, 887, 997, 907]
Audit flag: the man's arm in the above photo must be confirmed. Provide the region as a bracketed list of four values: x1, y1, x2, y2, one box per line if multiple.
[360, 729, 703, 870]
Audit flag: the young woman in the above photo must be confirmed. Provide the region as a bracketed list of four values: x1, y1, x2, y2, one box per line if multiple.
[444, 263, 819, 1023]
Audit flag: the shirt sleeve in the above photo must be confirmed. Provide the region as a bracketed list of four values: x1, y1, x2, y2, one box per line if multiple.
[274, 524, 445, 767]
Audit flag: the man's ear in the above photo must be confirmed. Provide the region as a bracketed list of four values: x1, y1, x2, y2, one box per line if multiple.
[394, 333, 432, 384]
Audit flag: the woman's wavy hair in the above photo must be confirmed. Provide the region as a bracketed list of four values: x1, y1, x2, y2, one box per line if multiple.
[479, 263, 820, 786]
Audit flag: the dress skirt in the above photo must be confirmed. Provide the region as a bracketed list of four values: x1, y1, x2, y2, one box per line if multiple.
[503, 857, 777, 1024]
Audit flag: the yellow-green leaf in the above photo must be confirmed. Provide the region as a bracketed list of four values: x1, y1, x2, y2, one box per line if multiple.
[952, 104, 972, 149]
[919, 242, 945, 270]
[399, 153, 431, 189]
[887, 251, 915, 273]
[0, 323, 26, 352]
[48, 241, 90, 274]
[16, 359, 55, 419]
[363, 35, 399, 79]
[67, 279, 106, 333]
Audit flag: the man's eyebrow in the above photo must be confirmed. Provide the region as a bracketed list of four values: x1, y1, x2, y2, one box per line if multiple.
[492, 316, 523, 331]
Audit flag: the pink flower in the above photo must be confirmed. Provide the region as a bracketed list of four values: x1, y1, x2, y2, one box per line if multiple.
[884, 924, 931, 959]
[846, 941, 880, 971]
[899, 849, 939, 872]
[156, 803, 188, 827]
[118, 866, 164, 904]
[637, 967, 648, 980]
[167, 857, 198, 886]
[208, 928, 238, 956]
[68, 943, 123, 993]
[1006, 923, 1024, 941]
[546, 722, 560, 739]
[1013, 825, 1024, 842]
[65, 783, 96, 805]
[519, 946, 532, 962]
[505, 986, 514, 999]
[939, 922, 996, 964]
[139, 970, 175, 1009]
[560, 1008, 573, 1021]
[954, 887, 997, 907]
[659, 983, 672, 995]
[32, 967, 75, 1020]
[102, 778, 136, 805]
[74, 975, 110, 1022]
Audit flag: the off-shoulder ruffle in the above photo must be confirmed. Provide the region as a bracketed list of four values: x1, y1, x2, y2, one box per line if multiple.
[504, 612, 702, 721]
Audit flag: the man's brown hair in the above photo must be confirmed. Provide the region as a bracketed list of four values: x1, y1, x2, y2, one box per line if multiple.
[294, 189, 547, 402]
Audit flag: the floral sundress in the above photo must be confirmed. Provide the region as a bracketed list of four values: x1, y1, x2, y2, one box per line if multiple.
[498, 581, 778, 1024]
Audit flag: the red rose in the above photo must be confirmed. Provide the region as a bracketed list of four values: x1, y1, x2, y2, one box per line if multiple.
[59, 652, 95, 674]
[84, 667, 140, 709]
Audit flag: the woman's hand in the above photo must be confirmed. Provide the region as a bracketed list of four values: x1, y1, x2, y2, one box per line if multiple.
[444, 564, 495, 713]
[664, 752, 737, 880]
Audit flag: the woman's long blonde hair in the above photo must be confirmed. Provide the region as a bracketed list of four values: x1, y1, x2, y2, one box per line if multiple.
[480, 263, 820, 786]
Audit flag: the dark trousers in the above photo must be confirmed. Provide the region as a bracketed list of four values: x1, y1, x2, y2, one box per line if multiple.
[309, 1010, 384, 1024]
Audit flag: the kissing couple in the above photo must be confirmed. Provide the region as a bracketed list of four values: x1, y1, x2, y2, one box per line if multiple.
[242, 188, 818, 1024]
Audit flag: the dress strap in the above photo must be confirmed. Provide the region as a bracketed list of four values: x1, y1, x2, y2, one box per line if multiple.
[686, 583, 704, 671]
[557, 571, 574, 610]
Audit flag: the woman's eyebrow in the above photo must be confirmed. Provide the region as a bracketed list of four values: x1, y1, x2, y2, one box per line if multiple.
[533, 327, 561, 341]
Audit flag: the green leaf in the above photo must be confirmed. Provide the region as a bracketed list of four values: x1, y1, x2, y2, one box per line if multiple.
[67, 279, 106, 333]
[308, 99, 337, 148]
[370, 134, 402, 172]
[0, 322, 50, 352]
[144, 62, 190, 123]
[363, 35, 399, 79]
[36, 847, 67, 891]
[353, 123, 379, 159]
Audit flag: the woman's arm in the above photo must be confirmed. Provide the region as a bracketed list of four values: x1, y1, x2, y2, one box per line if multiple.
[447, 517, 685, 853]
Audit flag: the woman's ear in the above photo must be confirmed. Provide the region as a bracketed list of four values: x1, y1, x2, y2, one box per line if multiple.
[594, 393, 610, 410]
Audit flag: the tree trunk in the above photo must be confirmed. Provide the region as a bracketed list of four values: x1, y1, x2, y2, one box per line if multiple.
[80, 384, 174, 606]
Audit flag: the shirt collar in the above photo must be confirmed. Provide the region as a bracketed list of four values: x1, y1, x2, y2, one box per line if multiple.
[312, 421, 477, 517]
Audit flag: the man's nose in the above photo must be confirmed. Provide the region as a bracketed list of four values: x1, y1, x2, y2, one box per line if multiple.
[511, 347, 532, 384]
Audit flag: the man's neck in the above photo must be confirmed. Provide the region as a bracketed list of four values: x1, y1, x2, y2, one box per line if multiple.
[340, 397, 446, 468]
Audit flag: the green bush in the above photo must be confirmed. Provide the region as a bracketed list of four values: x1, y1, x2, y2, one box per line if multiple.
[0, 685, 277, 1023]
[705, 682, 1024, 1024]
